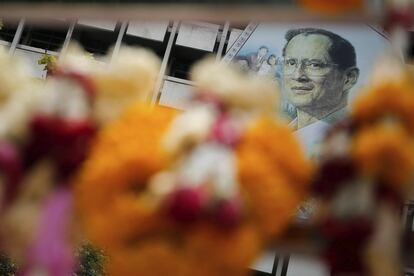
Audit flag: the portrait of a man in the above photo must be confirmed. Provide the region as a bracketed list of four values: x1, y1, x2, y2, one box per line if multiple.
[223, 23, 390, 274]
[281, 28, 360, 130]
[224, 23, 389, 155]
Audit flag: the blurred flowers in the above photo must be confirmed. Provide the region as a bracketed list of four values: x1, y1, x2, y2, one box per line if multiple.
[352, 74, 414, 134]
[298, 0, 363, 14]
[236, 117, 312, 237]
[352, 122, 414, 188]
[1, 44, 163, 275]
[23, 188, 75, 276]
[312, 55, 414, 276]
[75, 104, 176, 247]
[75, 59, 310, 276]
[91, 47, 161, 125]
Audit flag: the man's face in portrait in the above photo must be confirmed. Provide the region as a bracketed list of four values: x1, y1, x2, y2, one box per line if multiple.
[283, 34, 346, 110]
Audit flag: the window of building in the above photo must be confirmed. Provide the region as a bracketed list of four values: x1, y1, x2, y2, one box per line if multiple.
[167, 21, 220, 80]
[71, 21, 120, 57]
[0, 20, 19, 44]
[18, 19, 69, 51]
[122, 21, 171, 59]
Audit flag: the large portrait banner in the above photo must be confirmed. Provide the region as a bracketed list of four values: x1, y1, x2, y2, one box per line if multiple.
[224, 22, 391, 156]
[224, 22, 393, 276]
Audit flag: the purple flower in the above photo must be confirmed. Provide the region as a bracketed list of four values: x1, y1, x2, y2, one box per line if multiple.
[22, 187, 75, 276]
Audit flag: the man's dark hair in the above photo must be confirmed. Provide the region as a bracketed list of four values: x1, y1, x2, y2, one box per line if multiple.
[282, 28, 357, 71]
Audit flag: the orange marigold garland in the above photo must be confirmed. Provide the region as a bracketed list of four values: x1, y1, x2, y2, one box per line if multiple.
[298, 0, 363, 14]
[236, 117, 311, 237]
[75, 104, 176, 247]
[351, 57, 414, 192]
[311, 56, 414, 276]
[352, 122, 414, 188]
[0, 44, 167, 275]
[75, 59, 311, 276]
[352, 75, 414, 134]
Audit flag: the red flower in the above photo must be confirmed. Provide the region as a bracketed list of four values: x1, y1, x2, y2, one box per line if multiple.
[53, 69, 96, 100]
[213, 198, 242, 230]
[210, 114, 241, 146]
[0, 141, 22, 209]
[166, 186, 206, 224]
[312, 157, 356, 199]
[320, 217, 373, 275]
[25, 114, 96, 180]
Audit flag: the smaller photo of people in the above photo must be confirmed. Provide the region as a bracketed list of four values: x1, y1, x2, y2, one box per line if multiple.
[234, 45, 279, 78]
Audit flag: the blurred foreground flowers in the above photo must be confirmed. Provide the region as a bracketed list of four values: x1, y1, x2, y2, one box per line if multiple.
[0, 39, 413, 276]
[312, 55, 414, 276]
[75, 58, 312, 276]
[0, 44, 312, 276]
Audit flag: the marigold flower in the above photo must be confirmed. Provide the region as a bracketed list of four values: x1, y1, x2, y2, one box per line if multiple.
[75, 104, 176, 246]
[352, 78, 414, 133]
[75, 107, 310, 276]
[106, 241, 187, 276]
[236, 117, 312, 237]
[298, 0, 363, 14]
[352, 122, 414, 188]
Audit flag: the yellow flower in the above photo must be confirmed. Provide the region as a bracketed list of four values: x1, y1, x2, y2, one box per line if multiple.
[298, 0, 363, 14]
[236, 117, 312, 238]
[75, 109, 310, 276]
[352, 122, 414, 187]
[352, 78, 414, 133]
[91, 47, 161, 124]
[75, 104, 176, 249]
[107, 240, 187, 276]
